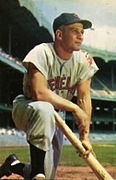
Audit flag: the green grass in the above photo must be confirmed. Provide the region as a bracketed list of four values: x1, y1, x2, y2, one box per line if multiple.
[0, 146, 30, 164]
[0, 143, 116, 167]
[93, 143, 116, 166]
[60, 143, 116, 166]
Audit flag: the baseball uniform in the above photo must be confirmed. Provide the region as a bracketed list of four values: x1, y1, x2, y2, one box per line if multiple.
[12, 42, 98, 179]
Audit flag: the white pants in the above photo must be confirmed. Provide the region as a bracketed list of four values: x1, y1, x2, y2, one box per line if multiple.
[12, 95, 65, 179]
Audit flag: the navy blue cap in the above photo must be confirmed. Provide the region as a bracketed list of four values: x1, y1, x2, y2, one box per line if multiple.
[53, 13, 92, 32]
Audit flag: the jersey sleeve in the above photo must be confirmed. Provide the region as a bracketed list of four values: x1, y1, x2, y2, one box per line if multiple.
[22, 44, 49, 79]
[77, 52, 99, 84]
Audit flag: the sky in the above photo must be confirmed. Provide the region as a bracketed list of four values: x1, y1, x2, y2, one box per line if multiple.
[77, 0, 116, 52]
[35, 0, 116, 52]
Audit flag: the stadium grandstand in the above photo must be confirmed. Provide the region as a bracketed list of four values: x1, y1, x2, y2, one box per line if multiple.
[0, 0, 116, 134]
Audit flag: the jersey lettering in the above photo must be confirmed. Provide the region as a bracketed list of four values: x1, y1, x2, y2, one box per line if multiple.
[48, 76, 76, 95]
[69, 84, 77, 96]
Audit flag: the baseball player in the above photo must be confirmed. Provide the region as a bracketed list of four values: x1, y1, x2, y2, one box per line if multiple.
[0, 13, 98, 180]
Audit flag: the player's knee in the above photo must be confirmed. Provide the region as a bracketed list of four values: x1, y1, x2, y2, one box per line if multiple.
[38, 101, 54, 114]
[30, 101, 54, 117]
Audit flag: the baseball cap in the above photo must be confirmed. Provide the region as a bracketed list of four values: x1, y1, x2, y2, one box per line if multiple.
[53, 13, 92, 32]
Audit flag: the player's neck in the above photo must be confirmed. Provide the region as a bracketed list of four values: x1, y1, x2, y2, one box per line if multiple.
[54, 43, 72, 60]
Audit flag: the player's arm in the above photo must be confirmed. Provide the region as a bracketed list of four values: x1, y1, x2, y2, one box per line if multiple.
[76, 78, 92, 140]
[28, 63, 87, 119]
[75, 78, 94, 156]
[28, 62, 77, 111]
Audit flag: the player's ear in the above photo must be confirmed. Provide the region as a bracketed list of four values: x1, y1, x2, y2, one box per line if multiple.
[55, 29, 63, 40]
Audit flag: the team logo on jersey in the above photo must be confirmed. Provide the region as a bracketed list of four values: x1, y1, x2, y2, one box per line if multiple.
[87, 55, 94, 65]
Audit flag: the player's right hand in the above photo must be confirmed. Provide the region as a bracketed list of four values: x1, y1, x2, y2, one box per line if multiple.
[81, 138, 96, 158]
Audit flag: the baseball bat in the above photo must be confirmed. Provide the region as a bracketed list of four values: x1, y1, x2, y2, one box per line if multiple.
[54, 111, 114, 180]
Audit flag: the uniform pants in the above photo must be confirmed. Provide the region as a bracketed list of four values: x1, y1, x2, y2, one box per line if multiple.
[12, 95, 65, 179]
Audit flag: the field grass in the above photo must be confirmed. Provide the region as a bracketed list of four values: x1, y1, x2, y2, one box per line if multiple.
[60, 143, 116, 166]
[0, 143, 116, 166]
[0, 146, 30, 164]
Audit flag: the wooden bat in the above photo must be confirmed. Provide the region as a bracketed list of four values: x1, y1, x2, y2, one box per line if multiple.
[54, 111, 114, 180]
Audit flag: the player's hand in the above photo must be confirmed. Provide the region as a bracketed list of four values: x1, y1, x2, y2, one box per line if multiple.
[80, 138, 96, 158]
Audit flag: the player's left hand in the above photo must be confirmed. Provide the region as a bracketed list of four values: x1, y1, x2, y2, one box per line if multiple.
[80, 138, 96, 158]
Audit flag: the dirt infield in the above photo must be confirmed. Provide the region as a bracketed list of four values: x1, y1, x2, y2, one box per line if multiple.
[1, 166, 116, 180]
[56, 166, 116, 180]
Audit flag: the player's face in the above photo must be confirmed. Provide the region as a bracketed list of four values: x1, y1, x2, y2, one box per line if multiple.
[60, 23, 84, 52]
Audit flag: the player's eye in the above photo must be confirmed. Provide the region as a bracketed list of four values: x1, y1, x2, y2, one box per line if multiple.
[71, 28, 84, 35]
[72, 28, 78, 33]
[81, 30, 84, 35]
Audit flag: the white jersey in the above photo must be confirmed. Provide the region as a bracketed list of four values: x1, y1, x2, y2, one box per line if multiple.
[23, 43, 98, 100]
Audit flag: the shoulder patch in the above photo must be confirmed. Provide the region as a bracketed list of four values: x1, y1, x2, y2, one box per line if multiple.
[87, 55, 94, 65]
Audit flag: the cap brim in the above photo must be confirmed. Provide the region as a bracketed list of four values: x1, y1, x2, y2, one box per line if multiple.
[79, 20, 92, 29]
